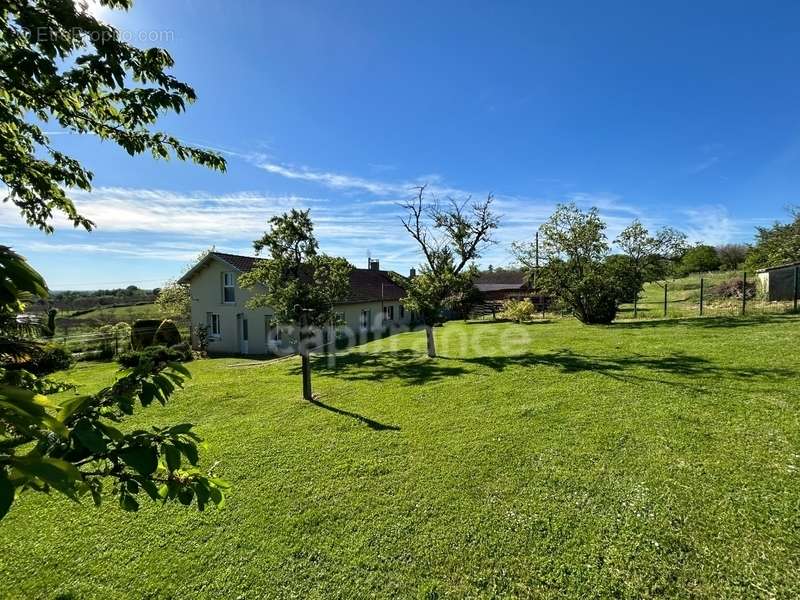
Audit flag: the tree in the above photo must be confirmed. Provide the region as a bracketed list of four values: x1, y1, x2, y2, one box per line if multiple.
[398, 186, 499, 357]
[614, 220, 688, 317]
[155, 281, 191, 320]
[240, 210, 352, 400]
[1, 1, 229, 520]
[0, 247, 230, 520]
[679, 244, 721, 275]
[1, 0, 225, 232]
[716, 244, 748, 271]
[744, 209, 800, 271]
[514, 203, 630, 324]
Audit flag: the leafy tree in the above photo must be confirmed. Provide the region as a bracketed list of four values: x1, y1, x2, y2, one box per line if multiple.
[614, 219, 688, 317]
[0, 1, 229, 520]
[515, 203, 630, 324]
[0, 248, 229, 520]
[499, 298, 537, 323]
[716, 244, 748, 271]
[679, 244, 721, 275]
[155, 281, 191, 320]
[744, 210, 800, 271]
[398, 186, 498, 357]
[241, 210, 352, 400]
[1, 0, 225, 232]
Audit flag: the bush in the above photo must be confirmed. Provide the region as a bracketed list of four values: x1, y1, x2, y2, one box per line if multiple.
[713, 277, 756, 299]
[24, 343, 73, 375]
[499, 299, 538, 323]
[131, 319, 162, 349]
[117, 345, 183, 368]
[169, 342, 193, 362]
[154, 319, 182, 347]
[679, 245, 721, 275]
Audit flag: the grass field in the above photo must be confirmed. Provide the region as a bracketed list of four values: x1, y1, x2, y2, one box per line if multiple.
[57, 303, 162, 334]
[2, 316, 799, 598]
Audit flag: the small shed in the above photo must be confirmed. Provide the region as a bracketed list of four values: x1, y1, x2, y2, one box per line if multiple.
[756, 261, 800, 301]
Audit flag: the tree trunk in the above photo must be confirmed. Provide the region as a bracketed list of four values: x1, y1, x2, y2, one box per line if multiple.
[301, 349, 312, 400]
[425, 324, 436, 358]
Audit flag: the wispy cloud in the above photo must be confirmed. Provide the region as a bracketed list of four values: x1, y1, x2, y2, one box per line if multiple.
[689, 155, 720, 174]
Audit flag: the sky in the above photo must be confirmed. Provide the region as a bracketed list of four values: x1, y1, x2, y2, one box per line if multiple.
[3, 0, 800, 289]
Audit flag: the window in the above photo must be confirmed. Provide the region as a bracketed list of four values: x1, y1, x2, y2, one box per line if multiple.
[360, 309, 371, 330]
[207, 312, 221, 338]
[383, 305, 394, 321]
[222, 272, 236, 303]
[399, 305, 405, 319]
[334, 312, 346, 328]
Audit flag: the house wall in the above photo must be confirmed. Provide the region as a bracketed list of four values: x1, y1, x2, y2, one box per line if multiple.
[760, 266, 799, 301]
[188, 258, 413, 355]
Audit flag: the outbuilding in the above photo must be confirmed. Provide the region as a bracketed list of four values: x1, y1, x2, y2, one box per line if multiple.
[756, 261, 800, 301]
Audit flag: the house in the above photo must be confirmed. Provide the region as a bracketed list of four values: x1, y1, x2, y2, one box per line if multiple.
[178, 252, 412, 355]
[756, 261, 800, 301]
[475, 270, 533, 301]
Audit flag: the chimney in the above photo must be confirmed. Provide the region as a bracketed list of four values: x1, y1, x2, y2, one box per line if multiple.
[369, 258, 380, 271]
[409, 267, 416, 278]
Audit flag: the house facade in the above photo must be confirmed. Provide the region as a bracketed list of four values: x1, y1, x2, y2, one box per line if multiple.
[179, 252, 412, 355]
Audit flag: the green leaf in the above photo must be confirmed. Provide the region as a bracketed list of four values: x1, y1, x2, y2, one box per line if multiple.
[167, 423, 193, 435]
[96, 421, 124, 442]
[10, 455, 81, 501]
[119, 493, 139, 512]
[163, 443, 181, 472]
[0, 470, 14, 520]
[176, 441, 199, 466]
[118, 446, 158, 476]
[208, 485, 225, 509]
[177, 487, 194, 506]
[138, 382, 156, 407]
[73, 420, 108, 453]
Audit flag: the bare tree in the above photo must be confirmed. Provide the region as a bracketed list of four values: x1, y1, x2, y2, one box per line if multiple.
[398, 185, 499, 357]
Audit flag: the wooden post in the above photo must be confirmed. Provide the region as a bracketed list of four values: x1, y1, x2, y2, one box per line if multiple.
[794, 266, 799, 313]
[663, 283, 668, 317]
[742, 271, 747, 315]
[300, 312, 312, 400]
[699, 277, 704, 316]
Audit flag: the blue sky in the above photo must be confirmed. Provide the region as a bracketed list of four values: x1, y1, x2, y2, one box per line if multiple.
[4, 0, 800, 289]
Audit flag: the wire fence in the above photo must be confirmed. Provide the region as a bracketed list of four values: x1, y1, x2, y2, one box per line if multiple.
[618, 270, 800, 321]
[55, 321, 191, 360]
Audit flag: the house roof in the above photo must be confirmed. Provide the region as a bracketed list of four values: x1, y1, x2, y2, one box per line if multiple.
[179, 251, 406, 304]
[475, 269, 529, 291]
[756, 260, 800, 273]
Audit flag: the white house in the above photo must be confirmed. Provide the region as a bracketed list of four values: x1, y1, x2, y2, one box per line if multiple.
[178, 252, 413, 355]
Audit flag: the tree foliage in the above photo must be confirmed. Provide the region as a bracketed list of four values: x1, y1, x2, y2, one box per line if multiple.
[613, 219, 688, 316]
[397, 186, 498, 357]
[241, 209, 352, 399]
[1, 0, 226, 232]
[716, 244, 748, 271]
[744, 210, 800, 271]
[679, 244, 722, 275]
[0, 250, 229, 520]
[515, 204, 633, 324]
[155, 281, 191, 319]
[498, 298, 537, 323]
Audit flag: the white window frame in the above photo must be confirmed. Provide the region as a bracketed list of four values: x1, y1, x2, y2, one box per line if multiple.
[384, 304, 394, 321]
[222, 272, 236, 304]
[208, 313, 221, 339]
[360, 309, 371, 330]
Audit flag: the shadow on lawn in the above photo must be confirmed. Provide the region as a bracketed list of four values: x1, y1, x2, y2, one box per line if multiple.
[453, 348, 795, 387]
[307, 349, 468, 385]
[613, 313, 797, 329]
[309, 397, 400, 431]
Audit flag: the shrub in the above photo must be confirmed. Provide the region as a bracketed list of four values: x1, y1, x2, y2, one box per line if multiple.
[679, 245, 721, 275]
[154, 319, 182, 347]
[169, 342, 193, 362]
[22, 343, 73, 375]
[117, 345, 183, 369]
[131, 319, 162, 349]
[713, 277, 756, 299]
[499, 299, 538, 323]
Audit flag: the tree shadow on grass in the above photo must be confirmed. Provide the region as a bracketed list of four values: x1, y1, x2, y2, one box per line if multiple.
[309, 397, 400, 431]
[304, 349, 468, 386]
[613, 313, 797, 329]
[453, 348, 796, 390]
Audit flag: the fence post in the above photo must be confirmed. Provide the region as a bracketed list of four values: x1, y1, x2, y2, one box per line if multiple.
[700, 277, 704, 316]
[794, 266, 799, 313]
[663, 283, 668, 317]
[742, 271, 747, 315]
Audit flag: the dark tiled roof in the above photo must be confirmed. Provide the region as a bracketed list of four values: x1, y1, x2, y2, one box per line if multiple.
[757, 260, 800, 273]
[475, 270, 529, 290]
[194, 252, 405, 304]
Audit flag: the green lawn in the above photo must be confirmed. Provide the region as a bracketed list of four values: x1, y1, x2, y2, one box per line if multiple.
[2, 316, 800, 598]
